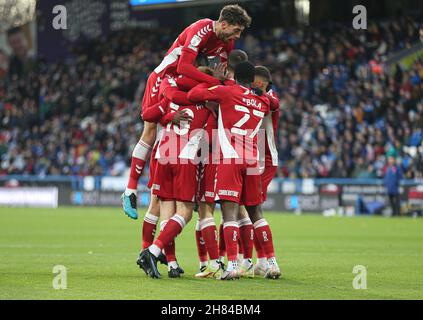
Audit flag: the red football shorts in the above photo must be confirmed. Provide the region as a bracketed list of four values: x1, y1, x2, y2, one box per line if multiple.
[152, 161, 198, 202]
[261, 164, 277, 202]
[214, 161, 262, 206]
[141, 72, 162, 113]
[198, 162, 217, 204]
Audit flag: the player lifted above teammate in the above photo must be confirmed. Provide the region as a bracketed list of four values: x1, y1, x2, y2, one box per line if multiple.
[122, 5, 252, 219]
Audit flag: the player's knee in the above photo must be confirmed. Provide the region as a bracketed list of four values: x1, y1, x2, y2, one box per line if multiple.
[246, 205, 262, 223]
[198, 202, 214, 220]
[148, 195, 160, 216]
[140, 122, 157, 145]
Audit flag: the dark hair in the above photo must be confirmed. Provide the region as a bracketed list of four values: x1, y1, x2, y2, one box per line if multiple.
[227, 49, 248, 72]
[234, 61, 255, 84]
[7, 27, 23, 38]
[195, 53, 208, 66]
[255, 66, 273, 91]
[218, 5, 252, 28]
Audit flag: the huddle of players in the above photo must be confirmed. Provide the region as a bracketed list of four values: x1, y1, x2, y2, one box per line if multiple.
[121, 5, 281, 280]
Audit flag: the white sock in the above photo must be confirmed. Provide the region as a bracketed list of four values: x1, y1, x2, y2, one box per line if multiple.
[144, 212, 159, 225]
[237, 253, 244, 262]
[219, 256, 225, 263]
[199, 261, 208, 268]
[210, 259, 220, 270]
[168, 261, 178, 271]
[257, 258, 267, 266]
[148, 244, 161, 258]
[132, 141, 151, 160]
[125, 188, 137, 196]
[227, 260, 239, 272]
[242, 258, 253, 268]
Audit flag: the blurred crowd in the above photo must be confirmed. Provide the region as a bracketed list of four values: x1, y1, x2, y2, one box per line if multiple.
[1, 16, 423, 179]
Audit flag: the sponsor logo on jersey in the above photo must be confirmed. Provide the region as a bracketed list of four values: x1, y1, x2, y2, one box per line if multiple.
[218, 189, 239, 197]
[205, 191, 215, 197]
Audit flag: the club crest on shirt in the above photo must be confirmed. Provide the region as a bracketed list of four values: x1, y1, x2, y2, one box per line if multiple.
[190, 35, 202, 48]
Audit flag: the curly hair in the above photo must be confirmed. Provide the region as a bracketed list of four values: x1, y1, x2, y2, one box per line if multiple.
[218, 4, 252, 28]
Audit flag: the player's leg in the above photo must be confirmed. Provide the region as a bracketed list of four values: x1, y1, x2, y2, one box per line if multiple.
[140, 162, 198, 278]
[122, 73, 161, 218]
[137, 161, 173, 278]
[196, 202, 222, 278]
[214, 162, 244, 280]
[254, 165, 278, 275]
[141, 153, 160, 248]
[220, 200, 241, 280]
[237, 206, 254, 277]
[141, 191, 160, 249]
[218, 218, 226, 263]
[246, 204, 281, 279]
[194, 216, 209, 274]
[158, 200, 181, 278]
[194, 163, 212, 274]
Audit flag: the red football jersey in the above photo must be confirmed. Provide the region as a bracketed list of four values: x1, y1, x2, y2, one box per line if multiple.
[188, 84, 270, 161]
[155, 103, 211, 163]
[263, 89, 280, 166]
[154, 19, 234, 79]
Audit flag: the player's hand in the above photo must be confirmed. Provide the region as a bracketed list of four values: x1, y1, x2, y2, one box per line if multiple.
[205, 101, 219, 118]
[172, 110, 193, 125]
[212, 62, 227, 81]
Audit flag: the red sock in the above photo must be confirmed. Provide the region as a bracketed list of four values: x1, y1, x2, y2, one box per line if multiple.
[253, 219, 275, 258]
[195, 221, 208, 263]
[164, 240, 176, 262]
[239, 222, 254, 260]
[154, 214, 185, 250]
[201, 218, 219, 260]
[254, 233, 266, 259]
[223, 222, 239, 261]
[218, 223, 226, 257]
[238, 233, 244, 256]
[142, 212, 158, 249]
[158, 220, 176, 262]
[127, 141, 151, 189]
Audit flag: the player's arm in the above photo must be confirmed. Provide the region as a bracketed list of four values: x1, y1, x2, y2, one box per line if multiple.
[187, 83, 227, 104]
[176, 24, 221, 86]
[177, 52, 221, 86]
[267, 93, 279, 112]
[162, 86, 191, 105]
[176, 76, 200, 91]
[141, 98, 168, 123]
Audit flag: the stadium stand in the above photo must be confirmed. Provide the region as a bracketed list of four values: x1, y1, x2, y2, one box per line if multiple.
[1, 17, 423, 180]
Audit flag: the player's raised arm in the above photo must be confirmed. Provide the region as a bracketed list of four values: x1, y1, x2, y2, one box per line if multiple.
[166, 66, 216, 105]
[187, 83, 228, 104]
[141, 98, 168, 123]
[177, 22, 221, 86]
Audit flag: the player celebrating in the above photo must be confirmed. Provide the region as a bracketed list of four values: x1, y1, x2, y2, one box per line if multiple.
[137, 82, 214, 279]
[251, 66, 281, 276]
[188, 61, 275, 280]
[121, 4, 252, 219]
[194, 49, 249, 278]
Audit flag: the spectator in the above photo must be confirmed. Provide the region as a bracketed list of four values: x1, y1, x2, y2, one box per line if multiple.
[6, 27, 35, 79]
[383, 156, 403, 216]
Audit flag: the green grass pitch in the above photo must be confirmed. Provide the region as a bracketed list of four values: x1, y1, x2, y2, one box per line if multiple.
[0, 206, 422, 300]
